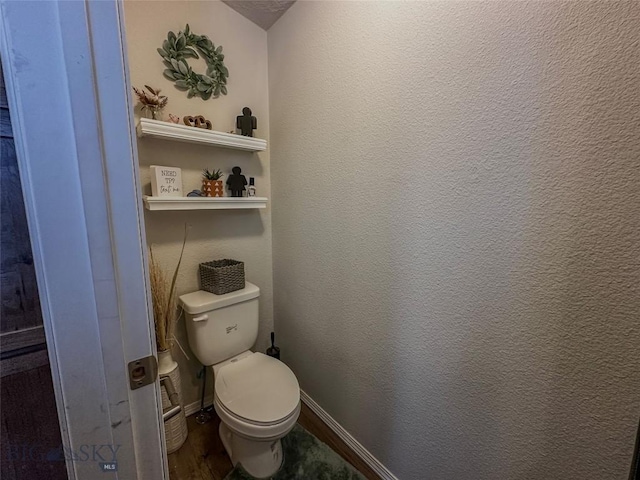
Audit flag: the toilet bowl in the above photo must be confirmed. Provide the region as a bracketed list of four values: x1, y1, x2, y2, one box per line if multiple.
[213, 351, 300, 477]
[179, 283, 300, 478]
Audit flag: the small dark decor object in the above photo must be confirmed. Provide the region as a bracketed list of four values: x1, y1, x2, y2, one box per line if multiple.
[199, 259, 245, 295]
[133, 85, 168, 120]
[266, 332, 280, 360]
[159, 24, 229, 100]
[183, 115, 212, 130]
[202, 169, 224, 197]
[236, 107, 257, 137]
[226, 166, 247, 197]
[187, 190, 203, 197]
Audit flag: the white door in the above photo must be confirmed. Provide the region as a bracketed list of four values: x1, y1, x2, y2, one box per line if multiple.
[0, 1, 167, 479]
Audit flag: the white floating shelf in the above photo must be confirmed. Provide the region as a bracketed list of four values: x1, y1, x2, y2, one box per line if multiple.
[143, 196, 267, 211]
[136, 118, 267, 152]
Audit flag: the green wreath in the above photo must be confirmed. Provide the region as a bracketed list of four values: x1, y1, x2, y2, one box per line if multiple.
[158, 24, 229, 100]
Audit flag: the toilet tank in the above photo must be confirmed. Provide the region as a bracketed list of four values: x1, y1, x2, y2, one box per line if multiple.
[179, 282, 260, 366]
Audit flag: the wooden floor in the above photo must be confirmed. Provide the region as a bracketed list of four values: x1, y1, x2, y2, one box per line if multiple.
[168, 402, 380, 480]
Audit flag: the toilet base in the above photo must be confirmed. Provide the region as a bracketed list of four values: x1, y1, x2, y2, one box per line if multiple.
[219, 422, 284, 478]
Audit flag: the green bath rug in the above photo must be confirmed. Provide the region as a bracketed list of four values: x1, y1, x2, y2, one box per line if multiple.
[223, 424, 366, 480]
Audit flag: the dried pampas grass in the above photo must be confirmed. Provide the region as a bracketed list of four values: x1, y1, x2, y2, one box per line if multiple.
[149, 225, 187, 352]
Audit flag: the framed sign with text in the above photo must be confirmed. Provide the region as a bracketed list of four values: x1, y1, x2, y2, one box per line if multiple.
[150, 165, 183, 197]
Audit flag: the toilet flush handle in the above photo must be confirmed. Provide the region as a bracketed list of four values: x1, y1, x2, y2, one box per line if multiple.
[192, 314, 209, 322]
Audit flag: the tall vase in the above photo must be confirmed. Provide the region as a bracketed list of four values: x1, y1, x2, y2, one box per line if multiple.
[158, 349, 188, 454]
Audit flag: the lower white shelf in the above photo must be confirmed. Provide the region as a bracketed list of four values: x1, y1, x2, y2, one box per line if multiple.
[143, 196, 267, 211]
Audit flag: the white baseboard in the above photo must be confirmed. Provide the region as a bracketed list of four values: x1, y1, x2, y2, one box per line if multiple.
[300, 390, 398, 480]
[184, 395, 213, 417]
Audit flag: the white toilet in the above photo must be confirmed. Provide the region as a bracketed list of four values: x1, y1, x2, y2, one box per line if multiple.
[180, 282, 300, 478]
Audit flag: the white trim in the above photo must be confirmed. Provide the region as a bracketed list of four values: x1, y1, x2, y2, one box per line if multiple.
[143, 196, 268, 211]
[137, 118, 267, 152]
[86, 2, 168, 478]
[184, 396, 214, 418]
[300, 390, 399, 480]
[0, 1, 166, 478]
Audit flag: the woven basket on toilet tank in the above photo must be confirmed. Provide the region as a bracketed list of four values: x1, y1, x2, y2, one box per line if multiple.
[199, 259, 245, 295]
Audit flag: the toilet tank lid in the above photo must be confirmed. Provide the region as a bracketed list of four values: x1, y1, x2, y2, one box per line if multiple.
[179, 282, 259, 314]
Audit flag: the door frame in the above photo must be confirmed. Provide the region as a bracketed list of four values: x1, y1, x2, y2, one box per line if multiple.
[0, 1, 167, 478]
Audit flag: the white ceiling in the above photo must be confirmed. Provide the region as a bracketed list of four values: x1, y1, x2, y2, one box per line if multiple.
[222, 1, 296, 30]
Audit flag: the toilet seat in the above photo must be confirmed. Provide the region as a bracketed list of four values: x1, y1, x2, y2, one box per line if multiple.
[215, 397, 300, 441]
[215, 394, 299, 426]
[213, 352, 300, 439]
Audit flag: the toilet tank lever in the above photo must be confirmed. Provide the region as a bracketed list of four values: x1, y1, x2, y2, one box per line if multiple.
[193, 314, 209, 322]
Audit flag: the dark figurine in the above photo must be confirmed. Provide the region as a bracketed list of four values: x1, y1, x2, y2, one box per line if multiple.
[226, 166, 247, 197]
[236, 107, 257, 137]
[187, 190, 203, 197]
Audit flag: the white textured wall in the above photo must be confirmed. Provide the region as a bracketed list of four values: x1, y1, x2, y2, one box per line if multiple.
[268, 2, 640, 479]
[124, 0, 272, 408]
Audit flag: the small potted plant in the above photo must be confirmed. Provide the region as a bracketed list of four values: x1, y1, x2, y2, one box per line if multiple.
[202, 169, 224, 197]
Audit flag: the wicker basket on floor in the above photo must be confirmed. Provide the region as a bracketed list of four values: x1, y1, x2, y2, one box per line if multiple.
[159, 351, 188, 454]
[161, 366, 187, 453]
[199, 259, 245, 295]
